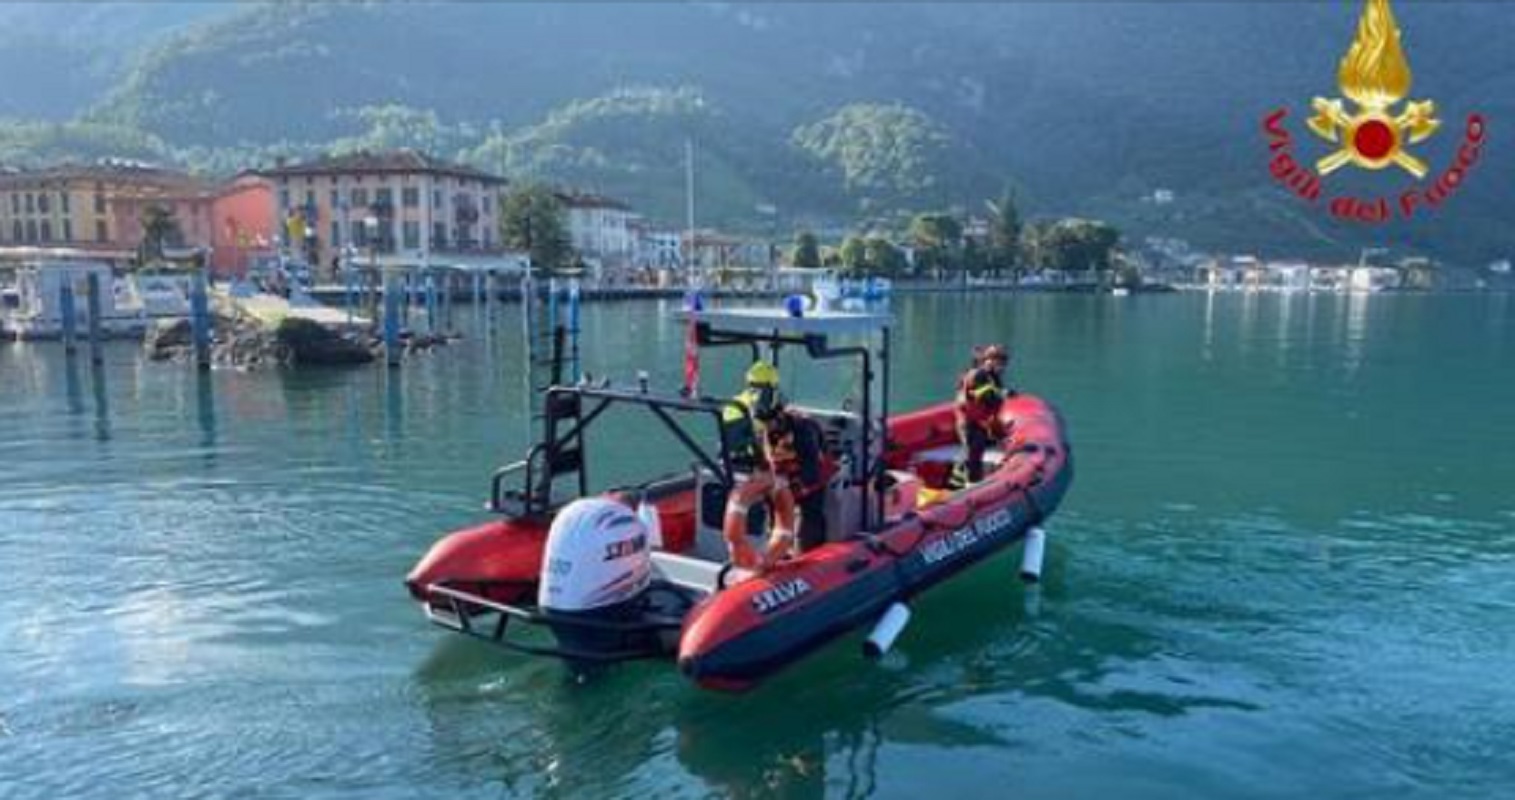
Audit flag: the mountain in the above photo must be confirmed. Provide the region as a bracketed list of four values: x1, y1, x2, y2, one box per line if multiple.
[0, 2, 232, 120]
[3, 1, 1511, 263]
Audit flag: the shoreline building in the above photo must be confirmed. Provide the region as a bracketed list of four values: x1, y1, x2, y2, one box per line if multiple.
[262, 150, 507, 276]
[0, 160, 214, 266]
[554, 190, 634, 279]
[209, 172, 277, 278]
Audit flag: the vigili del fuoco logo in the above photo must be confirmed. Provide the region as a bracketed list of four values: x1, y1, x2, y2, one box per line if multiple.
[1262, 0, 1485, 224]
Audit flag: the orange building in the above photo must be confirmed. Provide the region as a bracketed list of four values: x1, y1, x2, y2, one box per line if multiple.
[0, 160, 210, 263]
[210, 173, 276, 277]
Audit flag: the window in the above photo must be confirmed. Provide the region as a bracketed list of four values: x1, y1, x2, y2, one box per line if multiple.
[38, 194, 49, 214]
[432, 222, 446, 248]
[96, 219, 108, 242]
[25, 220, 37, 242]
[279, 189, 290, 210]
[351, 188, 368, 208]
[482, 194, 492, 214]
[62, 219, 72, 241]
[60, 192, 70, 214]
[10, 221, 19, 241]
[352, 222, 367, 248]
[402, 187, 419, 208]
[331, 221, 341, 248]
[330, 189, 340, 208]
[25, 193, 34, 213]
[305, 190, 315, 209]
[375, 187, 393, 207]
[10, 194, 18, 214]
[39, 220, 52, 242]
[94, 192, 105, 214]
[432, 189, 442, 208]
[403, 221, 420, 250]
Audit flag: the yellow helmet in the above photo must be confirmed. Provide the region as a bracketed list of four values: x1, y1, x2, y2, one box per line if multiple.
[746, 361, 779, 388]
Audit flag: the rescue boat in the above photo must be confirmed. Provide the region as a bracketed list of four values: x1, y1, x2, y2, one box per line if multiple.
[405, 306, 1073, 691]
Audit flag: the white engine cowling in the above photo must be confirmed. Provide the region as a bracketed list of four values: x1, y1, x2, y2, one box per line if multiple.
[538, 498, 652, 613]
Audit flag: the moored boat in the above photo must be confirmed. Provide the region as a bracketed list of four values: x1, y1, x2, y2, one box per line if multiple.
[405, 306, 1073, 691]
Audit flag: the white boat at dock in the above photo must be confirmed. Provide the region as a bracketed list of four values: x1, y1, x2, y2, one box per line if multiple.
[1, 259, 148, 341]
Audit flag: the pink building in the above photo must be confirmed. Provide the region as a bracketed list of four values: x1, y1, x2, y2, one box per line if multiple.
[112, 189, 213, 258]
[210, 173, 276, 277]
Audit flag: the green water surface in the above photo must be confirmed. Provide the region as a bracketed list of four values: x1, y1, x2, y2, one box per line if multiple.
[1, 292, 1511, 798]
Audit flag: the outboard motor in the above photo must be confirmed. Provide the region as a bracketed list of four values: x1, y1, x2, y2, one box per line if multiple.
[538, 498, 654, 658]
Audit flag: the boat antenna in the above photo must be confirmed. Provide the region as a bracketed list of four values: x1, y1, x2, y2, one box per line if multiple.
[685, 136, 697, 287]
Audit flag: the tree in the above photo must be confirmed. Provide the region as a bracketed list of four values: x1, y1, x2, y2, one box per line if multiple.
[792, 102, 952, 210]
[838, 235, 867, 275]
[962, 237, 988, 278]
[329, 105, 455, 156]
[792, 230, 821, 269]
[908, 213, 963, 279]
[1034, 218, 1121, 278]
[864, 237, 906, 276]
[1020, 221, 1049, 272]
[986, 189, 1022, 277]
[500, 184, 573, 274]
[138, 204, 181, 267]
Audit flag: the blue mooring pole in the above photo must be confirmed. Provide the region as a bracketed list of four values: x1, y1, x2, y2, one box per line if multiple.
[568, 279, 581, 383]
[85, 273, 104, 365]
[344, 267, 355, 326]
[383, 270, 401, 368]
[425, 272, 438, 334]
[547, 278, 559, 337]
[190, 268, 211, 370]
[472, 271, 482, 308]
[59, 276, 78, 356]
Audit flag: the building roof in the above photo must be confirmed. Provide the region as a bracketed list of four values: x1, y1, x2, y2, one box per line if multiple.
[262, 149, 504, 184]
[0, 160, 205, 190]
[553, 190, 632, 211]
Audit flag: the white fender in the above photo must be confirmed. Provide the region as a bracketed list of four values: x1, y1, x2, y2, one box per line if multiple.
[1020, 526, 1047, 584]
[863, 602, 912, 659]
[636, 501, 663, 550]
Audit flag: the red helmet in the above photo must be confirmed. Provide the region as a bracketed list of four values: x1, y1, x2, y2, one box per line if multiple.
[979, 344, 1009, 367]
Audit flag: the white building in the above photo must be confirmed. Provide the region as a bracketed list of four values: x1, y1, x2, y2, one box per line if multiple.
[1267, 261, 1312, 291]
[632, 224, 683, 270]
[555, 191, 634, 264]
[1349, 266, 1401, 293]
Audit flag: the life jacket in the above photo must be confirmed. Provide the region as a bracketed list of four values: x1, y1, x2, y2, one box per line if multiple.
[762, 412, 825, 489]
[955, 366, 1005, 427]
[722, 390, 764, 470]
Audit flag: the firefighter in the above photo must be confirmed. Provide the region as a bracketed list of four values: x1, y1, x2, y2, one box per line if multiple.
[721, 362, 827, 571]
[953, 344, 1012, 487]
[721, 361, 782, 472]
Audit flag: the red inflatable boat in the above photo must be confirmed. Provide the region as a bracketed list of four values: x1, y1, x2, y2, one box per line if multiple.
[405, 308, 1073, 691]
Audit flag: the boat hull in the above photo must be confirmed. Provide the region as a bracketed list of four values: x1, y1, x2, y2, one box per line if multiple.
[677, 394, 1072, 689]
[406, 393, 1073, 690]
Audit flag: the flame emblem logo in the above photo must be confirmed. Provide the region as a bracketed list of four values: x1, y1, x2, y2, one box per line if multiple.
[1308, 0, 1440, 178]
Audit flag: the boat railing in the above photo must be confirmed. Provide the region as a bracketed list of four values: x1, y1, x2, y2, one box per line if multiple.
[422, 581, 685, 663]
[488, 444, 547, 517]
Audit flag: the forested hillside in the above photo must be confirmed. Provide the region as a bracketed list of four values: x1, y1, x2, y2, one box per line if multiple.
[1, 1, 1509, 261]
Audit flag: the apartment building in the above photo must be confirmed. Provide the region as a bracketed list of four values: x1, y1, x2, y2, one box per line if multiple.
[262, 150, 506, 275]
[0, 160, 212, 261]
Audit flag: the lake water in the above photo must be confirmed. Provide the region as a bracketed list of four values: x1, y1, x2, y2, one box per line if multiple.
[2, 292, 1512, 798]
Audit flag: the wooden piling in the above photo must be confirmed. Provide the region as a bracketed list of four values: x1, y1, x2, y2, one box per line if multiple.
[85, 272, 104, 365]
[189, 268, 211, 370]
[59, 276, 78, 356]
